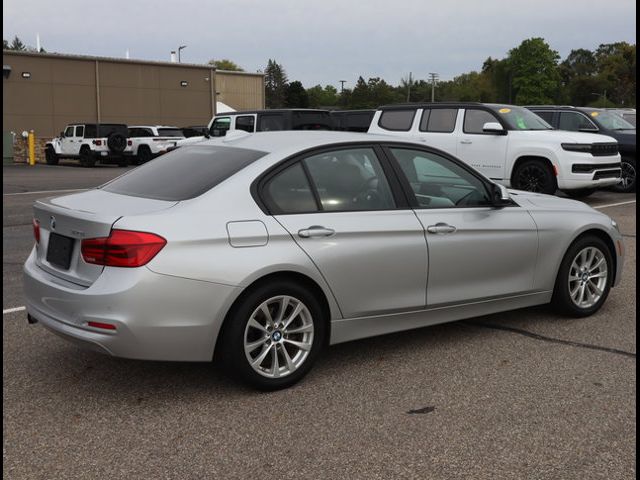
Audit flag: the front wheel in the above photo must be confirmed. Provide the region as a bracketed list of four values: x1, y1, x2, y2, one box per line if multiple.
[552, 235, 613, 317]
[219, 280, 326, 390]
[79, 148, 95, 168]
[512, 160, 557, 195]
[45, 147, 59, 165]
[611, 157, 636, 193]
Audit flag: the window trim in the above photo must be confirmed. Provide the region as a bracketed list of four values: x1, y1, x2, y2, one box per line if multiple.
[252, 142, 411, 215]
[462, 108, 502, 135]
[381, 143, 507, 210]
[377, 109, 417, 132]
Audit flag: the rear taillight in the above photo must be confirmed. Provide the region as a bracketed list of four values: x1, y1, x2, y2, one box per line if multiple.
[127, 140, 133, 146]
[81, 230, 166, 267]
[93, 139, 102, 146]
[32, 219, 40, 244]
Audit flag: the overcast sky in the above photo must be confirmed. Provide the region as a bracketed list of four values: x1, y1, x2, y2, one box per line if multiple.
[3, 0, 636, 88]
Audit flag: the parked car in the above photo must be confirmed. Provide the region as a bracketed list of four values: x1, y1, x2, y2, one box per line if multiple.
[45, 123, 134, 167]
[330, 109, 376, 132]
[368, 103, 622, 197]
[128, 126, 185, 164]
[24, 131, 624, 390]
[527, 106, 636, 193]
[175, 109, 333, 147]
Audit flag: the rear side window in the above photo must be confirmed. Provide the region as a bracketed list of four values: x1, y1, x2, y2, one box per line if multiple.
[378, 110, 415, 131]
[102, 146, 267, 201]
[84, 125, 97, 138]
[157, 128, 184, 137]
[259, 114, 286, 131]
[420, 109, 458, 133]
[264, 163, 318, 214]
[75, 126, 84, 137]
[463, 109, 500, 134]
[291, 112, 333, 130]
[235, 116, 255, 133]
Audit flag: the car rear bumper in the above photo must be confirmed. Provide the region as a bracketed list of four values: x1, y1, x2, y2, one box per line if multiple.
[23, 249, 240, 361]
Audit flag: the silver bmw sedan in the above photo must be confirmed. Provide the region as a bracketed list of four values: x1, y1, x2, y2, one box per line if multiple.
[24, 131, 625, 390]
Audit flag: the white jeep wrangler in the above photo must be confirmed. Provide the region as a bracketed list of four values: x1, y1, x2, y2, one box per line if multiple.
[128, 126, 185, 164]
[45, 123, 134, 167]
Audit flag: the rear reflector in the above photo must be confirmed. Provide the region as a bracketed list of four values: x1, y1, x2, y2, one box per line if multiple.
[94, 140, 102, 146]
[33, 218, 40, 244]
[127, 140, 133, 146]
[87, 321, 116, 330]
[81, 229, 166, 267]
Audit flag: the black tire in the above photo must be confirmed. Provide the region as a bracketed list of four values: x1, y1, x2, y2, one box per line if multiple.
[512, 159, 557, 195]
[563, 188, 596, 199]
[117, 156, 129, 168]
[610, 157, 636, 193]
[45, 146, 59, 165]
[79, 147, 96, 168]
[107, 133, 127, 154]
[137, 146, 153, 164]
[218, 280, 327, 390]
[551, 235, 613, 317]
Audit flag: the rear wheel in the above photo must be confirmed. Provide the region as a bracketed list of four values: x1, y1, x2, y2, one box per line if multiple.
[552, 235, 613, 317]
[218, 280, 326, 390]
[611, 157, 636, 193]
[79, 147, 95, 168]
[45, 146, 59, 165]
[137, 146, 153, 164]
[512, 159, 557, 195]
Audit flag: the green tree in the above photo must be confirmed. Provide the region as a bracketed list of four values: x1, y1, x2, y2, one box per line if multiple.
[264, 59, 288, 108]
[10, 35, 26, 51]
[306, 84, 339, 107]
[508, 38, 561, 104]
[208, 59, 244, 71]
[285, 81, 309, 108]
[350, 76, 371, 108]
[594, 42, 636, 106]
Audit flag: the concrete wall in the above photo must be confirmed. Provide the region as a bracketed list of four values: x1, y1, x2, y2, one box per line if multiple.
[3, 51, 265, 140]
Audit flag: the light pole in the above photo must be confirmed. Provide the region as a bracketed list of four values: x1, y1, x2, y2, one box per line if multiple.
[428, 73, 439, 102]
[339, 80, 346, 94]
[178, 45, 187, 63]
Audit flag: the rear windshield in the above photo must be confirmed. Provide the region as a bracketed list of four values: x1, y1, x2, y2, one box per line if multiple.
[101, 145, 267, 201]
[157, 128, 185, 137]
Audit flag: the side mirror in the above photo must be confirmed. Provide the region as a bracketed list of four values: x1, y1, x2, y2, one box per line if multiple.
[483, 122, 507, 135]
[491, 183, 511, 207]
[60, 131, 65, 138]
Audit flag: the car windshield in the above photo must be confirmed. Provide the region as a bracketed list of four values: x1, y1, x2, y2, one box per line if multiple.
[101, 145, 267, 201]
[590, 111, 636, 130]
[157, 128, 184, 137]
[493, 106, 553, 130]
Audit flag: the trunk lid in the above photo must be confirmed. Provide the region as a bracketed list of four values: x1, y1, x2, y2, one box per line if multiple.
[33, 189, 177, 286]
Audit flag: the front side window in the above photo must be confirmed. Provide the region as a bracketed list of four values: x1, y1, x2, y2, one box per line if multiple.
[210, 117, 231, 137]
[420, 109, 458, 133]
[264, 163, 318, 214]
[64, 126, 74, 137]
[533, 110, 555, 124]
[303, 148, 396, 211]
[559, 112, 597, 131]
[463, 109, 500, 134]
[378, 110, 416, 131]
[390, 148, 492, 208]
[235, 116, 255, 133]
[74, 126, 84, 138]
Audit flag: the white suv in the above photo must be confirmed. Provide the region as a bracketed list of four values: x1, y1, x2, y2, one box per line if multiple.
[128, 126, 185, 164]
[368, 103, 622, 197]
[45, 123, 134, 167]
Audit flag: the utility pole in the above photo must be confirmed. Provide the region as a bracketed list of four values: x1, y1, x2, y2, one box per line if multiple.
[339, 80, 346, 94]
[428, 72, 439, 102]
[178, 45, 187, 63]
[406, 72, 412, 102]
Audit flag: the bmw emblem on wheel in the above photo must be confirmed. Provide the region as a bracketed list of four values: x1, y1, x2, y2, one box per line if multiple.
[49, 216, 56, 231]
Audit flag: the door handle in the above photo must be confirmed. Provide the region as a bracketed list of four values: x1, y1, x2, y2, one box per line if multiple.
[298, 226, 335, 238]
[427, 223, 457, 234]
[460, 140, 472, 145]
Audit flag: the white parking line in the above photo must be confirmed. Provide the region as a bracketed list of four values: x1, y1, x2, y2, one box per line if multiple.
[3, 188, 88, 197]
[593, 200, 637, 209]
[3, 306, 26, 315]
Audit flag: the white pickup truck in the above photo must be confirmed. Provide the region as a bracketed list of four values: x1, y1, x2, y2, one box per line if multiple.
[368, 103, 622, 197]
[127, 126, 185, 164]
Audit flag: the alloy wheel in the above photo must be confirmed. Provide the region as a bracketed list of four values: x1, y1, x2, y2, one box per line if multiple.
[568, 246, 608, 309]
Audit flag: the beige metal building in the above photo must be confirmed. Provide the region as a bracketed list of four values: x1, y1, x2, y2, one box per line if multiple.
[2, 50, 265, 158]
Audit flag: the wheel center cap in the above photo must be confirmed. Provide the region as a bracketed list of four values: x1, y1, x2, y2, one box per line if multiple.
[272, 331, 282, 342]
[582, 273, 589, 281]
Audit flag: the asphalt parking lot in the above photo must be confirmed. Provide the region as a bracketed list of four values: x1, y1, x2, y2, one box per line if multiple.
[3, 163, 636, 479]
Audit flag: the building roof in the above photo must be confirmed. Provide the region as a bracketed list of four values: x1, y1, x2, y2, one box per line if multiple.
[2, 50, 264, 77]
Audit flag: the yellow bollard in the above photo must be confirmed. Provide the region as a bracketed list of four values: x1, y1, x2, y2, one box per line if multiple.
[28, 130, 36, 166]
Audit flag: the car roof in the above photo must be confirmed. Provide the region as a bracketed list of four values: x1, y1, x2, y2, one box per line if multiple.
[129, 125, 180, 129]
[378, 102, 517, 111]
[193, 130, 412, 154]
[216, 109, 330, 116]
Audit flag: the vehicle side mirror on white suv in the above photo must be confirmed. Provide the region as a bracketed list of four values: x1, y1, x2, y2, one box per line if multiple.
[483, 122, 507, 135]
